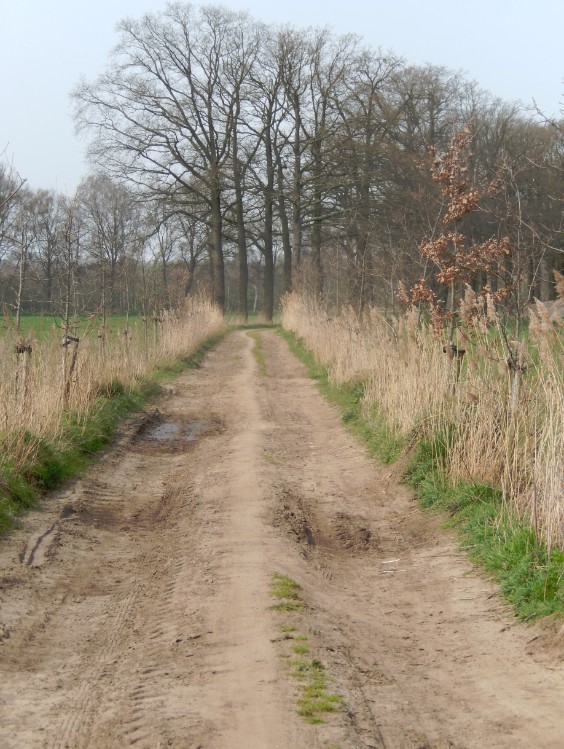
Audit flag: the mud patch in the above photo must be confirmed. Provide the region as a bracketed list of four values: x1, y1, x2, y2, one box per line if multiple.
[274, 487, 377, 558]
[73, 502, 122, 530]
[273, 486, 336, 556]
[133, 411, 223, 453]
[332, 512, 378, 554]
[276, 503, 317, 548]
[274, 488, 317, 551]
[0, 575, 23, 591]
[148, 422, 181, 440]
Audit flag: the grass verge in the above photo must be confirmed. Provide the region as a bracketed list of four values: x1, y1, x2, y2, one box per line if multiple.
[270, 572, 343, 724]
[0, 331, 226, 535]
[404, 441, 564, 620]
[278, 328, 563, 622]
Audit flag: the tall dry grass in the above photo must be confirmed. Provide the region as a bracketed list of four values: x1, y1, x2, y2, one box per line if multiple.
[0, 297, 225, 473]
[282, 292, 563, 552]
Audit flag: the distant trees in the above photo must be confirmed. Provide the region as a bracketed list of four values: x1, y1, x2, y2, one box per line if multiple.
[3, 4, 561, 322]
[0, 173, 205, 321]
[72, 4, 562, 316]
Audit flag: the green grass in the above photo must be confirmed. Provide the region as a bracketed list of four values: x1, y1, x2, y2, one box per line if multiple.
[270, 572, 343, 724]
[2, 313, 143, 343]
[292, 658, 343, 723]
[279, 327, 563, 622]
[272, 572, 302, 599]
[0, 331, 226, 535]
[249, 331, 268, 376]
[404, 442, 564, 620]
[271, 572, 305, 611]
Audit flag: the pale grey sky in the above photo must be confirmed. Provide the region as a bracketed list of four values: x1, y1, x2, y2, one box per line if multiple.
[1, 0, 562, 193]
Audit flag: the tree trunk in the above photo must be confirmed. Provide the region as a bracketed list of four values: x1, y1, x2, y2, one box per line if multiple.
[15, 240, 27, 333]
[184, 256, 197, 297]
[162, 259, 168, 305]
[539, 254, 553, 301]
[292, 97, 303, 268]
[234, 168, 248, 321]
[231, 100, 249, 321]
[276, 154, 292, 294]
[46, 248, 53, 311]
[311, 142, 323, 297]
[263, 128, 275, 322]
[209, 180, 225, 311]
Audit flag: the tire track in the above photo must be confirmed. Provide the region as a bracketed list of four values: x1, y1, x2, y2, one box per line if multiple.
[49, 581, 145, 749]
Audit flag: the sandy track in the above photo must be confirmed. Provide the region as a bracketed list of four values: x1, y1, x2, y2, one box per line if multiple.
[0, 330, 562, 749]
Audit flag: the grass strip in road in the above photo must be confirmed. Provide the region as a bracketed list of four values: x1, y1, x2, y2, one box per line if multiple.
[277, 328, 563, 622]
[271, 573, 305, 612]
[270, 572, 343, 725]
[292, 656, 343, 723]
[0, 331, 226, 535]
[249, 331, 268, 377]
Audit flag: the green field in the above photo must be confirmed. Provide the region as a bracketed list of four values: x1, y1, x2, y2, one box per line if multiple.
[1, 314, 143, 342]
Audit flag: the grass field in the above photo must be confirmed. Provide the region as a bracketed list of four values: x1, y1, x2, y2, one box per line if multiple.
[2, 313, 145, 342]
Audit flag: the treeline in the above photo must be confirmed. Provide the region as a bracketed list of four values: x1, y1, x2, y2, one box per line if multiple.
[2, 3, 562, 321]
[0, 169, 215, 321]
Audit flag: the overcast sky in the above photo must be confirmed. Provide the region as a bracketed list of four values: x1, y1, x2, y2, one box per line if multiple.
[1, 0, 562, 194]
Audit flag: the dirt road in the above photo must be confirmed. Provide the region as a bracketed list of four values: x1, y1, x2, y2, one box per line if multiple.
[0, 330, 563, 749]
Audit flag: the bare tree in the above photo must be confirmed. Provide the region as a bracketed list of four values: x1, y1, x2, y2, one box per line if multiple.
[73, 4, 254, 312]
[220, 15, 262, 320]
[77, 174, 139, 323]
[29, 189, 66, 311]
[0, 160, 26, 265]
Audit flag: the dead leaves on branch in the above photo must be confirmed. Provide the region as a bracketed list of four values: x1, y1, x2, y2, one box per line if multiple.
[420, 233, 512, 286]
[403, 125, 513, 335]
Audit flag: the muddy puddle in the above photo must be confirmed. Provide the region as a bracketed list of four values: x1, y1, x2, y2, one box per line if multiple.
[146, 420, 207, 443]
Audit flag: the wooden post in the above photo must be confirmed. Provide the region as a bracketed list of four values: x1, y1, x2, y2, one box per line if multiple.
[443, 341, 466, 394]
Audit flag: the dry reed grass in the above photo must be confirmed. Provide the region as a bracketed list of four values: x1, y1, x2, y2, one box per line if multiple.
[0, 297, 225, 474]
[282, 292, 563, 552]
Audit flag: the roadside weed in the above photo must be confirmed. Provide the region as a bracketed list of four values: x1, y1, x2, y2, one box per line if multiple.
[270, 572, 343, 724]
